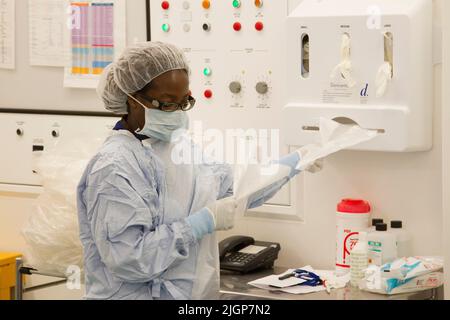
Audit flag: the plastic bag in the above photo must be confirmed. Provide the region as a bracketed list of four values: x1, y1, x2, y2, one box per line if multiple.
[234, 162, 291, 206]
[22, 136, 107, 276]
[296, 118, 379, 171]
[232, 118, 378, 209]
[231, 138, 291, 214]
[360, 256, 444, 295]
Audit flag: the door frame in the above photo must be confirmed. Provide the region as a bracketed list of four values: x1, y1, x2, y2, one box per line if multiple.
[442, 0, 450, 300]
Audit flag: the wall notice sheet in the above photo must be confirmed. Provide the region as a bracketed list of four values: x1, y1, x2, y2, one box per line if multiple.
[29, 0, 71, 67]
[64, 0, 126, 89]
[0, 0, 15, 69]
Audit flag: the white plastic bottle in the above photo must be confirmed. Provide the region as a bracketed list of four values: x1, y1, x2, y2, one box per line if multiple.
[336, 199, 371, 275]
[390, 220, 412, 258]
[367, 223, 397, 266]
[349, 231, 368, 287]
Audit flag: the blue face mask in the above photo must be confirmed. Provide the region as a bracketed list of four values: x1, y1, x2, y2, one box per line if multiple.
[128, 95, 189, 142]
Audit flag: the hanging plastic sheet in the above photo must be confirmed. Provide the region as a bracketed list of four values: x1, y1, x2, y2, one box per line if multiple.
[22, 136, 106, 276]
[233, 118, 379, 206]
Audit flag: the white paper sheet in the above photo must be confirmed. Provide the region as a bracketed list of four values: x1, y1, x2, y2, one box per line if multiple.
[249, 266, 351, 295]
[63, 0, 126, 89]
[248, 269, 307, 289]
[0, 0, 15, 69]
[28, 0, 71, 67]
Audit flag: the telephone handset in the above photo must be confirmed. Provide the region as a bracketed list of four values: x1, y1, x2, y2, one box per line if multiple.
[219, 235, 255, 259]
[219, 235, 281, 274]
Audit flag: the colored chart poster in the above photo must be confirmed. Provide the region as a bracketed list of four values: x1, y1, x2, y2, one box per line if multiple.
[64, 0, 126, 88]
[0, 0, 15, 70]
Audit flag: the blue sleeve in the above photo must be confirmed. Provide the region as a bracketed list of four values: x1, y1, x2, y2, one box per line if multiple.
[85, 167, 197, 284]
[246, 152, 301, 210]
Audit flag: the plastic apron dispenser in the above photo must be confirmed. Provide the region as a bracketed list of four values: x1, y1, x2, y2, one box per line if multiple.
[283, 0, 433, 152]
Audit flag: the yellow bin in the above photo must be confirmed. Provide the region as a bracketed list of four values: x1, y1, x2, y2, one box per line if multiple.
[0, 253, 22, 300]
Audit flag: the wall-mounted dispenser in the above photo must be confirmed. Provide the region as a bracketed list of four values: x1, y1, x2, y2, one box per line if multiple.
[283, 0, 433, 152]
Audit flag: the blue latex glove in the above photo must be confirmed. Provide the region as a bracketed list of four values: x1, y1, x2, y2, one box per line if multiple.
[185, 208, 215, 240]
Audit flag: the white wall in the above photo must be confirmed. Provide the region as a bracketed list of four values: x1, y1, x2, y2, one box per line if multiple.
[0, 0, 147, 112]
[220, 0, 445, 271]
[442, 0, 450, 301]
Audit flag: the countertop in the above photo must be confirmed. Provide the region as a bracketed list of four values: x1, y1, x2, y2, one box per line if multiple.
[219, 266, 443, 300]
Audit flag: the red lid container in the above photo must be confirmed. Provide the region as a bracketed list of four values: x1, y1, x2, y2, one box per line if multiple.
[337, 199, 371, 214]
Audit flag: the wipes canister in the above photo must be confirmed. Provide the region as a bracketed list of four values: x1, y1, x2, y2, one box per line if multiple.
[336, 199, 371, 275]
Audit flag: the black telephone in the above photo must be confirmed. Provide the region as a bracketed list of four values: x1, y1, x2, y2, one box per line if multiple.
[218, 236, 281, 274]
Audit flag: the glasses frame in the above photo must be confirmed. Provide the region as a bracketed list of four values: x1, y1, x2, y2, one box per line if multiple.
[135, 93, 196, 112]
[293, 269, 323, 286]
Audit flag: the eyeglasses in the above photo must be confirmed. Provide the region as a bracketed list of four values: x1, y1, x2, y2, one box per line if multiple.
[135, 93, 196, 112]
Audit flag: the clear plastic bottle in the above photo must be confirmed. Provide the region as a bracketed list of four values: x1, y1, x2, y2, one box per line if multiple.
[350, 231, 368, 287]
[390, 220, 412, 258]
[367, 223, 397, 266]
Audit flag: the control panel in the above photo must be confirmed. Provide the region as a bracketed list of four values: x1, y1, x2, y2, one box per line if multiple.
[0, 113, 119, 189]
[151, 0, 295, 130]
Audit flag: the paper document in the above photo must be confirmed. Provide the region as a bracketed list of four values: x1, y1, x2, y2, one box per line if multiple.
[28, 0, 71, 67]
[249, 266, 350, 295]
[0, 0, 15, 69]
[248, 269, 307, 289]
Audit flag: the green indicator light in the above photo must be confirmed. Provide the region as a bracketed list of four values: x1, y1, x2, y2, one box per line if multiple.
[203, 67, 212, 76]
[232, 0, 241, 8]
[162, 23, 170, 32]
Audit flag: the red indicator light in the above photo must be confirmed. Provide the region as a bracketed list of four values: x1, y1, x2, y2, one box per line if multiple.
[255, 21, 264, 31]
[204, 90, 213, 99]
[161, 1, 170, 10]
[233, 22, 242, 31]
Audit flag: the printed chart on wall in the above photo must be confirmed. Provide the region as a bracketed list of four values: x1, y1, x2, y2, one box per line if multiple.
[64, 0, 126, 88]
[29, 0, 71, 67]
[0, 0, 15, 70]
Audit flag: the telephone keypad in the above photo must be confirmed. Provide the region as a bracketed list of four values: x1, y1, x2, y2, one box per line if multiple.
[227, 253, 255, 264]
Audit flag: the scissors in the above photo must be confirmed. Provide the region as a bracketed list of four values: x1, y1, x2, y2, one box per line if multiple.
[278, 269, 323, 287]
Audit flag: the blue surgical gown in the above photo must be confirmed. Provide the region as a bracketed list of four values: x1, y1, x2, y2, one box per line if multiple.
[76, 130, 295, 300]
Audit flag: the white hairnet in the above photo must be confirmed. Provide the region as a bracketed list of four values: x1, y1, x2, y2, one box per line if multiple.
[97, 41, 190, 114]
